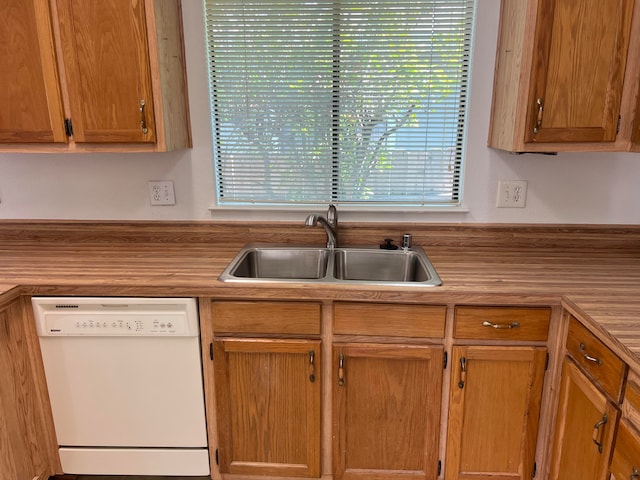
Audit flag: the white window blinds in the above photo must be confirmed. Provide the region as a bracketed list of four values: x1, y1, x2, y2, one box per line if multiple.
[204, 0, 474, 207]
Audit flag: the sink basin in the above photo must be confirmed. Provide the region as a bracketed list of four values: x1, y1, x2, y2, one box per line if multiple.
[226, 246, 330, 280]
[334, 248, 434, 283]
[219, 243, 442, 286]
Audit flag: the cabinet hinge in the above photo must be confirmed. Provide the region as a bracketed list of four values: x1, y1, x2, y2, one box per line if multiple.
[215, 448, 219, 465]
[443, 351, 448, 369]
[437, 460, 442, 476]
[64, 118, 73, 137]
[210, 342, 214, 361]
[532, 461, 537, 478]
[545, 352, 549, 371]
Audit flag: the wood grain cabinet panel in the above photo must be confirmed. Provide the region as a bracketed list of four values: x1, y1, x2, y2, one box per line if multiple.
[549, 357, 619, 480]
[454, 306, 550, 341]
[611, 420, 640, 480]
[212, 301, 321, 335]
[333, 343, 443, 480]
[0, 296, 60, 478]
[0, 0, 190, 151]
[565, 316, 627, 402]
[445, 346, 547, 480]
[56, 0, 156, 143]
[334, 302, 446, 338]
[488, 0, 637, 151]
[213, 337, 322, 478]
[0, 0, 66, 143]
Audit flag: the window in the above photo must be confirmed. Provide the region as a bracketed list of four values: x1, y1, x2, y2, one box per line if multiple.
[204, 0, 474, 207]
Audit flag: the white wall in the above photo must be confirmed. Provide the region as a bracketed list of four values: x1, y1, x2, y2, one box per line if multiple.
[1, 0, 639, 224]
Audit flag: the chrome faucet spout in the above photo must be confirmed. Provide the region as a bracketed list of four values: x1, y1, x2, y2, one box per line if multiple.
[305, 205, 338, 248]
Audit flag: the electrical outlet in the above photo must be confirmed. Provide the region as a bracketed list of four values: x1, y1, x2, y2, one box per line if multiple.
[496, 180, 527, 208]
[148, 181, 176, 206]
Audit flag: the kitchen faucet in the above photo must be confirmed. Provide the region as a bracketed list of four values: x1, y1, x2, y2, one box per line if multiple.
[305, 204, 338, 248]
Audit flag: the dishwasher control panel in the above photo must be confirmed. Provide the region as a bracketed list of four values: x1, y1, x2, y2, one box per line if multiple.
[40, 314, 187, 335]
[32, 297, 199, 337]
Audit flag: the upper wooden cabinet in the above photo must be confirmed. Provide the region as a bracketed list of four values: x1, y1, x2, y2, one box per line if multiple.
[0, 1, 66, 143]
[488, 0, 640, 152]
[0, 0, 190, 152]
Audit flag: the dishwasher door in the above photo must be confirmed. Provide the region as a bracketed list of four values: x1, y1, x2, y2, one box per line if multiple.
[33, 297, 210, 476]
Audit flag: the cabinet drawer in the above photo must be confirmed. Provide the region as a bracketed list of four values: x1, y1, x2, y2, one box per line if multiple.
[566, 316, 626, 402]
[212, 301, 321, 335]
[611, 420, 640, 480]
[453, 307, 550, 341]
[333, 303, 445, 338]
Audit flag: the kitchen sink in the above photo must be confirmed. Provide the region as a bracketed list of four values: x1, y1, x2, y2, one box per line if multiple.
[333, 248, 433, 283]
[219, 244, 442, 286]
[226, 246, 330, 280]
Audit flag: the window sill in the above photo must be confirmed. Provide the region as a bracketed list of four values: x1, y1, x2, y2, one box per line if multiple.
[208, 204, 470, 223]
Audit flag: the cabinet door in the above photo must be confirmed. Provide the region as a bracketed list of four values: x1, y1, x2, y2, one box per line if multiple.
[445, 346, 547, 480]
[0, 0, 66, 143]
[214, 337, 321, 478]
[526, 0, 634, 143]
[611, 420, 640, 480]
[55, 0, 156, 143]
[333, 343, 443, 480]
[549, 358, 619, 480]
[0, 297, 60, 478]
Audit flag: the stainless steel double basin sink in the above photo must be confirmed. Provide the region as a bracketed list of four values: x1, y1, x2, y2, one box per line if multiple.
[219, 244, 442, 287]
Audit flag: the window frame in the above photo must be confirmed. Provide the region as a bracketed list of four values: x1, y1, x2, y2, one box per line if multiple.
[204, 0, 476, 211]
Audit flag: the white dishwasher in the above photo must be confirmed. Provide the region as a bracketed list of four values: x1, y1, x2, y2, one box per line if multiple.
[33, 297, 210, 476]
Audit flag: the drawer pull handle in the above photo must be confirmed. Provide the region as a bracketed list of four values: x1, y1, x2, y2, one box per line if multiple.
[592, 414, 608, 453]
[580, 343, 603, 366]
[632, 467, 639, 479]
[482, 321, 520, 330]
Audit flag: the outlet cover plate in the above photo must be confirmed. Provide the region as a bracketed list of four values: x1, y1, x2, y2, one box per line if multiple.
[148, 181, 176, 206]
[496, 180, 527, 208]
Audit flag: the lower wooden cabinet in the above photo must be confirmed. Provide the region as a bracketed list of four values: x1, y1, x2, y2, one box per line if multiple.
[549, 357, 619, 480]
[213, 337, 322, 477]
[0, 296, 59, 478]
[611, 420, 640, 480]
[332, 343, 443, 480]
[445, 346, 547, 480]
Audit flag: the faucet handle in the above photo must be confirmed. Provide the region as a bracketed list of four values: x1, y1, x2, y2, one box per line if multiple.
[327, 204, 338, 228]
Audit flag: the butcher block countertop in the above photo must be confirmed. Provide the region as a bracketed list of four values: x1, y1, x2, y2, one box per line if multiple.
[1, 221, 639, 367]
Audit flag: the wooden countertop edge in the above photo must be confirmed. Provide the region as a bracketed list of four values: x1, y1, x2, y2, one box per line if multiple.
[562, 296, 640, 372]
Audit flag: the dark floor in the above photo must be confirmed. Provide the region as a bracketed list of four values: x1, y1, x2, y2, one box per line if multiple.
[50, 476, 210, 480]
